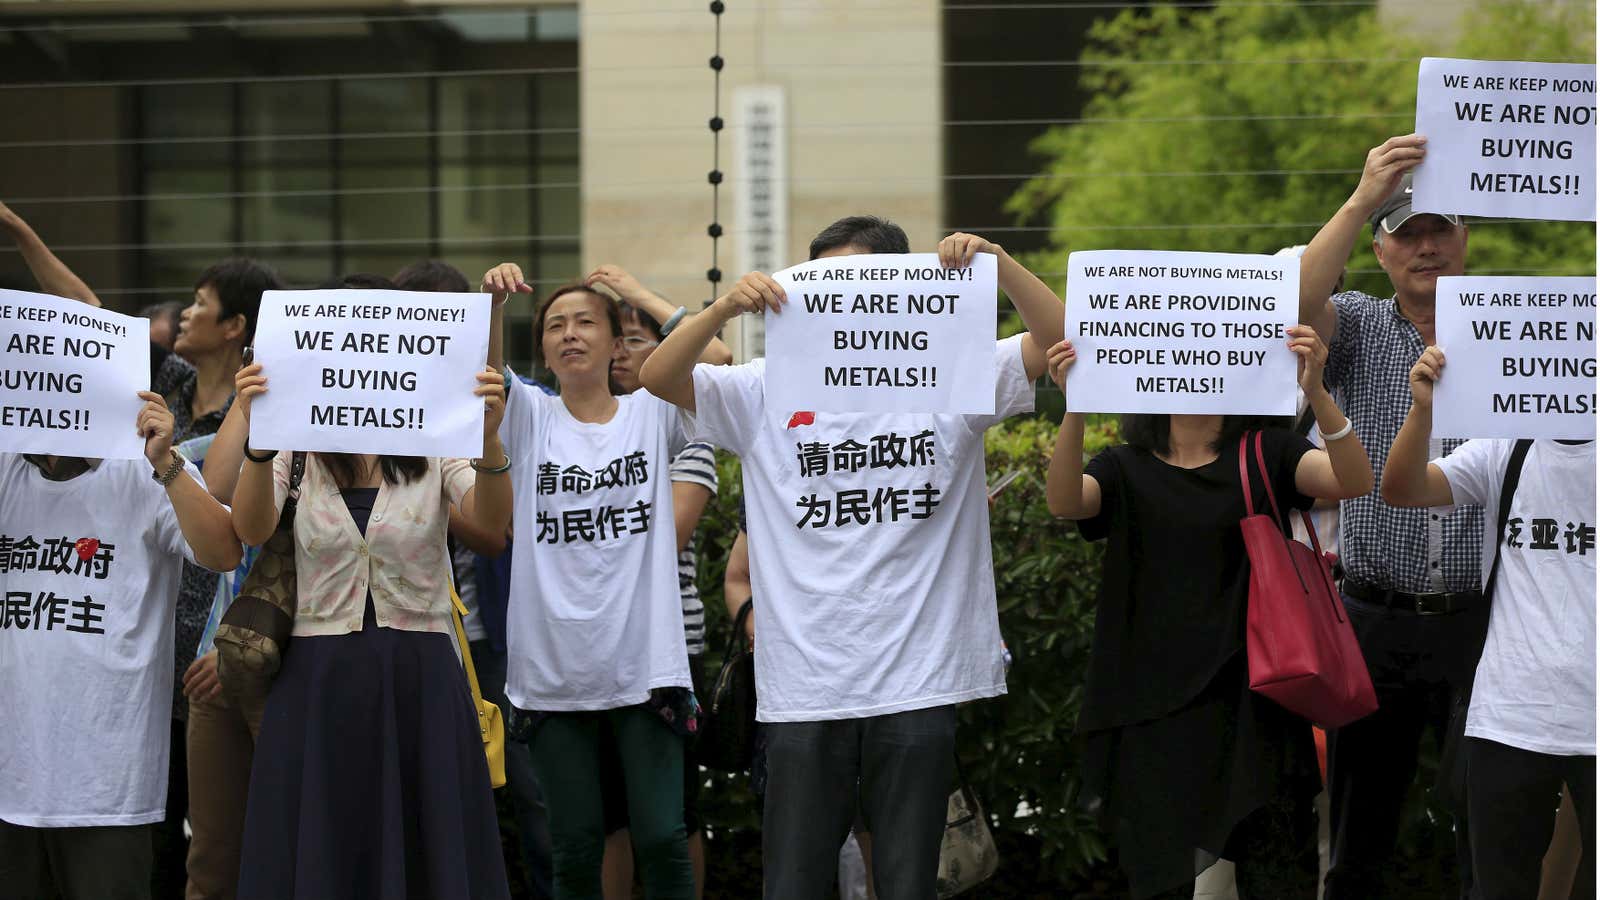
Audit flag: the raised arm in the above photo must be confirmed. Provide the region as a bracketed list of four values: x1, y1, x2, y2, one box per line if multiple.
[641, 272, 785, 412]
[0, 200, 101, 306]
[457, 368, 514, 538]
[203, 398, 249, 504]
[1298, 134, 1426, 342]
[138, 391, 242, 571]
[587, 264, 734, 366]
[229, 362, 281, 546]
[1042, 340, 1103, 520]
[1381, 346, 1457, 508]
[482, 262, 536, 373]
[939, 233, 1062, 381]
[449, 504, 507, 558]
[1288, 325, 1374, 501]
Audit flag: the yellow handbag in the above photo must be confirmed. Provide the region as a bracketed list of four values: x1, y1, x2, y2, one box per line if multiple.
[450, 587, 506, 789]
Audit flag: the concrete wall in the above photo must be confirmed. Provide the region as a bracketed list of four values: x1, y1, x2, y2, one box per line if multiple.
[580, 0, 942, 359]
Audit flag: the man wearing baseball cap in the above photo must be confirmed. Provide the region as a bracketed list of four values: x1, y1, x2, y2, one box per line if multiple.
[1297, 134, 1486, 899]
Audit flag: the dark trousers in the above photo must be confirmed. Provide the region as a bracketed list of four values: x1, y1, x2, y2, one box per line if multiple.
[0, 820, 154, 900]
[528, 706, 692, 899]
[1467, 738, 1596, 900]
[1323, 594, 1490, 900]
[153, 716, 189, 899]
[762, 704, 958, 900]
[1146, 788, 1320, 900]
[473, 640, 555, 900]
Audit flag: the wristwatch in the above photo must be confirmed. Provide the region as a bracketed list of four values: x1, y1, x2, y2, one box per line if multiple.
[152, 449, 185, 486]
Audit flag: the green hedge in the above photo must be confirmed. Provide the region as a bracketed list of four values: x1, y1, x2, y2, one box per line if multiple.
[686, 411, 1457, 897]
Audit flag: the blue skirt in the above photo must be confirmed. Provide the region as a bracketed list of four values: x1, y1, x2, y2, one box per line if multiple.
[238, 602, 510, 900]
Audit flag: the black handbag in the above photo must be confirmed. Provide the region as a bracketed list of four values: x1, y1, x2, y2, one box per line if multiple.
[699, 598, 758, 772]
[215, 451, 306, 737]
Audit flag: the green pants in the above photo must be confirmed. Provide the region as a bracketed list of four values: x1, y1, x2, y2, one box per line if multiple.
[529, 705, 692, 899]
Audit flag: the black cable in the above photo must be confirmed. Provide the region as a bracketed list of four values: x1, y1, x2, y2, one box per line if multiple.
[707, 1, 726, 304]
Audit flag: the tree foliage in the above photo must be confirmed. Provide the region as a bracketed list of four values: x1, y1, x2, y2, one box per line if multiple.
[1008, 1, 1596, 297]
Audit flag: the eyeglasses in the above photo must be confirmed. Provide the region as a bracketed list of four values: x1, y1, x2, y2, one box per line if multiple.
[622, 336, 659, 351]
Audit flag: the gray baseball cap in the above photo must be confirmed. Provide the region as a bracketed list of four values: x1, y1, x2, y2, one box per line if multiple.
[1370, 173, 1463, 234]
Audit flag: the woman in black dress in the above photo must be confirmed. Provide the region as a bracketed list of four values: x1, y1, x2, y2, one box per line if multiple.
[1044, 326, 1373, 899]
[229, 279, 514, 900]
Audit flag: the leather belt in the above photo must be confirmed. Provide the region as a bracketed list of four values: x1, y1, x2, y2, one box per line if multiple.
[1343, 580, 1483, 616]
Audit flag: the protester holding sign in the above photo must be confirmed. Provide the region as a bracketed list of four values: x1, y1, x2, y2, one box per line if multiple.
[1043, 325, 1371, 899]
[1381, 346, 1596, 900]
[396, 258, 557, 900]
[480, 261, 725, 900]
[593, 263, 728, 900]
[228, 277, 514, 900]
[639, 218, 1062, 900]
[0, 395, 241, 900]
[0, 196, 290, 897]
[1299, 135, 1490, 898]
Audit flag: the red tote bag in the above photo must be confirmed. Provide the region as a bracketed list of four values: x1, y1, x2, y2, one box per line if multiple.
[1238, 431, 1378, 729]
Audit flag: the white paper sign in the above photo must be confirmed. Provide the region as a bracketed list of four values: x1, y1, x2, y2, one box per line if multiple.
[764, 252, 998, 414]
[0, 290, 150, 459]
[249, 289, 491, 456]
[1413, 57, 1597, 222]
[1064, 250, 1298, 415]
[1434, 276, 1596, 439]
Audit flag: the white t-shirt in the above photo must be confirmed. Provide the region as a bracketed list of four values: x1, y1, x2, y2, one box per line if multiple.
[499, 378, 691, 711]
[0, 454, 208, 826]
[687, 335, 1034, 722]
[1435, 439, 1597, 756]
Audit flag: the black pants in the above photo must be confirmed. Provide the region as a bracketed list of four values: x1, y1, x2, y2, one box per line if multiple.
[0, 820, 154, 900]
[761, 705, 958, 900]
[1323, 594, 1490, 899]
[1146, 789, 1320, 900]
[152, 716, 188, 899]
[1467, 738, 1596, 900]
[471, 640, 555, 900]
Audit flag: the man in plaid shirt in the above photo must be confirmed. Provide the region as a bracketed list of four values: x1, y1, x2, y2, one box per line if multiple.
[1298, 134, 1489, 899]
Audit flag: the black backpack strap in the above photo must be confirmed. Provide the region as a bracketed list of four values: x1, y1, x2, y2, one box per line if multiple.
[283, 451, 308, 519]
[1482, 439, 1534, 602]
[1294, 405, 1318, 437]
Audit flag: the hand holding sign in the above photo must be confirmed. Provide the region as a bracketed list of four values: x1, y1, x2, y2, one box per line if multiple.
[474, 367, 507, 453]
[234, 361, 266, 423]
[937, 232, 1000, 269]
[714, 271, 788, 319]
[1352, 134, 1429, 218]
[1287, 325, 1331, 397]
[136, 391, 177, 470]
[1409, 346, 1447, 410]
[1046, 339, 1078, 394]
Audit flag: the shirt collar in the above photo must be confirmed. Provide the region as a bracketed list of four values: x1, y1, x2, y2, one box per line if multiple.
[21, 455, 103, 481]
